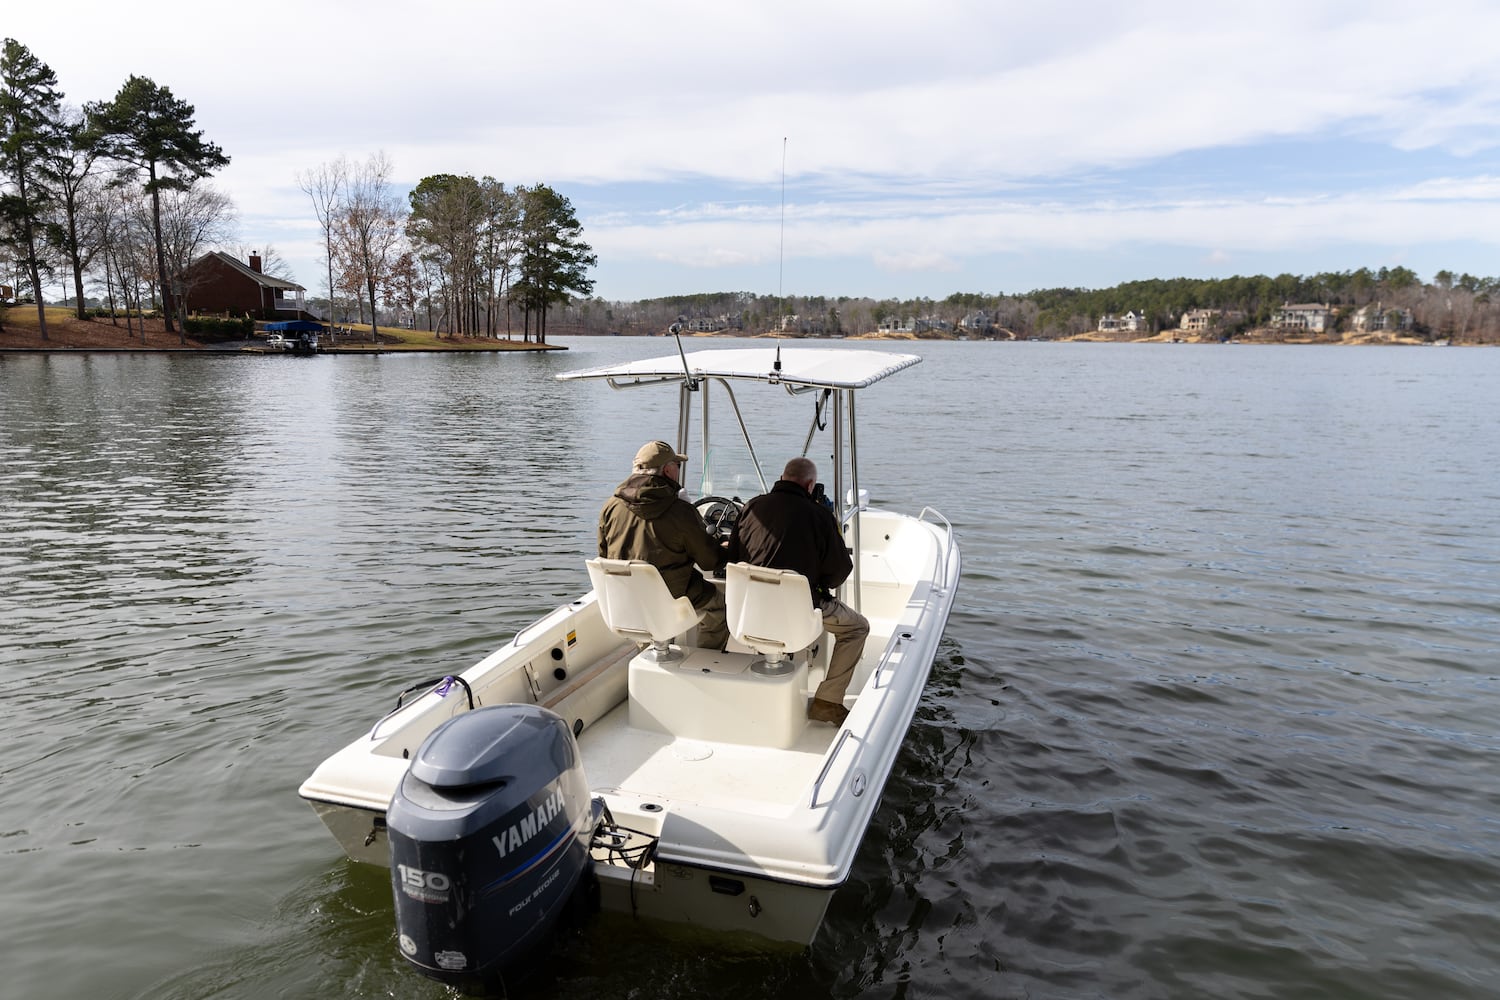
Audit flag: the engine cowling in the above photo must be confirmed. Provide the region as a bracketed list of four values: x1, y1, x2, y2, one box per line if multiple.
[386, 704, 597, 991]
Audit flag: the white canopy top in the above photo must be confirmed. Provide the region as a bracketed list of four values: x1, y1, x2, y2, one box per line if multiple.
[557, 346, 921, 391]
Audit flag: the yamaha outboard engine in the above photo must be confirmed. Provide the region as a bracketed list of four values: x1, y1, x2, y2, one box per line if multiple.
[386, 704, 599, 992]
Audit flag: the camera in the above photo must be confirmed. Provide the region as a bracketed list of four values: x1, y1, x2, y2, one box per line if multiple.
[811, 482, 834, 511]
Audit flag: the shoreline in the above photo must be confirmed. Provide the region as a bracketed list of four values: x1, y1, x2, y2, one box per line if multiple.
[0, 312, 1478, 352]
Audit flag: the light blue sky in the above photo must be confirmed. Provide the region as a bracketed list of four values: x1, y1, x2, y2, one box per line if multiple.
[11, 1, 1500, 301]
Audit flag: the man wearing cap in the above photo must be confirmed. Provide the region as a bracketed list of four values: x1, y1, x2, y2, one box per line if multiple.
[598, 440, 729, 650]
[728, 456, 869, 726]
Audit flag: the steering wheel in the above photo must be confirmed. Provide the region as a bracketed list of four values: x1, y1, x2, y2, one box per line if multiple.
[693, 495, 743, 540]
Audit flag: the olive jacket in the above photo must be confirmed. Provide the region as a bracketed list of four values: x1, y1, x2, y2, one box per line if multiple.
[598, 473, 723, 606]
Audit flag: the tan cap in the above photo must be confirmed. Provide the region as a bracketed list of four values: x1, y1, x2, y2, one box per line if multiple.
[634, 440, 687, 471]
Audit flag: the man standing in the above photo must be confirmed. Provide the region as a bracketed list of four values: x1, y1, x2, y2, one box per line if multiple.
[599, 440, 728, 650]
[729, 457, 870, 726]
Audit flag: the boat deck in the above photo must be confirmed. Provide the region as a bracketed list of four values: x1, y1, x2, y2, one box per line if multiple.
[576, 694, 840, 817]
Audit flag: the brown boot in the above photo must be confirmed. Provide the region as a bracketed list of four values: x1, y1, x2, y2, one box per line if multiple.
[807, 698, 849, 726]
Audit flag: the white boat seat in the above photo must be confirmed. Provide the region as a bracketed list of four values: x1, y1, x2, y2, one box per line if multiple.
[585, 558, 703, 663]
[724, 562, 824, 675]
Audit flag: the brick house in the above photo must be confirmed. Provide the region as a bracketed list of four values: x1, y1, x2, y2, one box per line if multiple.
[180, 252, 307, 319]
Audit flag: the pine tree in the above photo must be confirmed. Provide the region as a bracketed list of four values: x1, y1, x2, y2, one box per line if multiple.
[514, 184, 596, 344]
[0, 38, 68, 338]
[87, 75, 228, 340]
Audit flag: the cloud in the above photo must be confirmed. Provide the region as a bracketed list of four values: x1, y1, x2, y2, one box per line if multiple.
[873, 252, 962, 274]
[587, 182, 1500, 270]
[10, 0, 1500, 299]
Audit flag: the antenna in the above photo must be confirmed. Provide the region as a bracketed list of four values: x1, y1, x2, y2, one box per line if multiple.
[670, 322, 698, 392]
[779, 137, 787, 314]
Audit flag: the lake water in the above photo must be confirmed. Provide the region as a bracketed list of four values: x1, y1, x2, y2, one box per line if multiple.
[2, 339, 1497, 1000]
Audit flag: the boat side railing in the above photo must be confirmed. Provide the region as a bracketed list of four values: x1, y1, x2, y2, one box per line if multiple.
[509, 599, 582, 648]
[365, 599, 592, 743]
[810, 728, 856, 808]
[917, 506, 956, 589]
[872, 630, 909, 687]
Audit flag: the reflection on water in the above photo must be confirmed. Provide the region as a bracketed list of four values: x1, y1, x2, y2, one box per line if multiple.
[3, 342, 1499, 999]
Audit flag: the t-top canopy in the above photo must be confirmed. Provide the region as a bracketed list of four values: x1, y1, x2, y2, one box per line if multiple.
[557, 346, 921, 391]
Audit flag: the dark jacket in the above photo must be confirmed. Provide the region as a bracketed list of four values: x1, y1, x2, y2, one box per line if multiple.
[598, 473, 723, 606]
[728, 479, 851, 602]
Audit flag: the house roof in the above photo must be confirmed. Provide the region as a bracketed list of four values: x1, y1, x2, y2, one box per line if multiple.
[196, 251, 305, 291]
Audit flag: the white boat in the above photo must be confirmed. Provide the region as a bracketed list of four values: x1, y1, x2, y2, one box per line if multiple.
[298, 344, 960, 980]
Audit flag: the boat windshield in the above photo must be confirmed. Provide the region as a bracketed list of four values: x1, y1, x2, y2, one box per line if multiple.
[687, 378, 836, 504]
[696, 439, 762, 501]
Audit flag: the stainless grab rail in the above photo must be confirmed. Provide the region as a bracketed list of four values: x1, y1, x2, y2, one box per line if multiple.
[810, 728, 855, 808]
[872, 631, 906, 686]
[916, 505, 956, 588]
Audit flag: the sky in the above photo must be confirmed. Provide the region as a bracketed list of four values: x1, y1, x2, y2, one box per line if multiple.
[8, 1, 1500, 302]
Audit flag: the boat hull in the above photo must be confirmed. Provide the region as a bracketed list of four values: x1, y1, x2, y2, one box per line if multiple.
[298, 506, 959, 947]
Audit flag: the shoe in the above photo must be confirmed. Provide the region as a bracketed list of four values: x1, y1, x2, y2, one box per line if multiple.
[807, 699, 849, 726]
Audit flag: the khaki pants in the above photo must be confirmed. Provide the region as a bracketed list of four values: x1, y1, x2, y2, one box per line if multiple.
[692, 586, 729, 651]
[812, 596, 870, 705]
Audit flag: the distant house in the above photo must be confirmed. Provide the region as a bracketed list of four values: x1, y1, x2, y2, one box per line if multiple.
[1351, 303, 1413, 333]
[1180, 308, 1220, 332]
[960, 310, 994, 332]
[1273, 302, 1331, 333]
[875, 315, 947, 335]
[779, 313, 831, 335]
[1181, 308, 1246, 334]
[180, 252, 307, 319]
[1098, 310, 1148, 333]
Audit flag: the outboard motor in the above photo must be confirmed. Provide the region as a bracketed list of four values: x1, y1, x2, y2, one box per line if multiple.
[386, 704, 599, 992]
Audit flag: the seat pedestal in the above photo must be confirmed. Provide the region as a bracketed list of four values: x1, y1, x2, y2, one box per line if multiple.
[628, 649, 808, 749]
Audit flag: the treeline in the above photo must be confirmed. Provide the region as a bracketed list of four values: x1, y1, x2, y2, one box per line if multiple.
[549, 267, 1500, 343]
[0, 38, 230, 342]
[2, 37, 597, 346]
[297, 157, 596, 343]
[1022, 268, 1498, 340]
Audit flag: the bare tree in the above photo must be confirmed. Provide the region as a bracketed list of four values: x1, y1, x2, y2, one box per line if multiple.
[226, 241, 291, 278]
[416, 251, 442, 332]
[383, 245, 419, 330]
[94, 184, 154, 341]
[155, 181, 235, 326]
[43, 105, 105, 318]
[297, 156, 345, 323]
[338, 151, 402, 339]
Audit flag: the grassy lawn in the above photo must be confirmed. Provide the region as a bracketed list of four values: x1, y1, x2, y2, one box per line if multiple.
[327, 325, 561, 351]
[1, 306, 563, 352]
